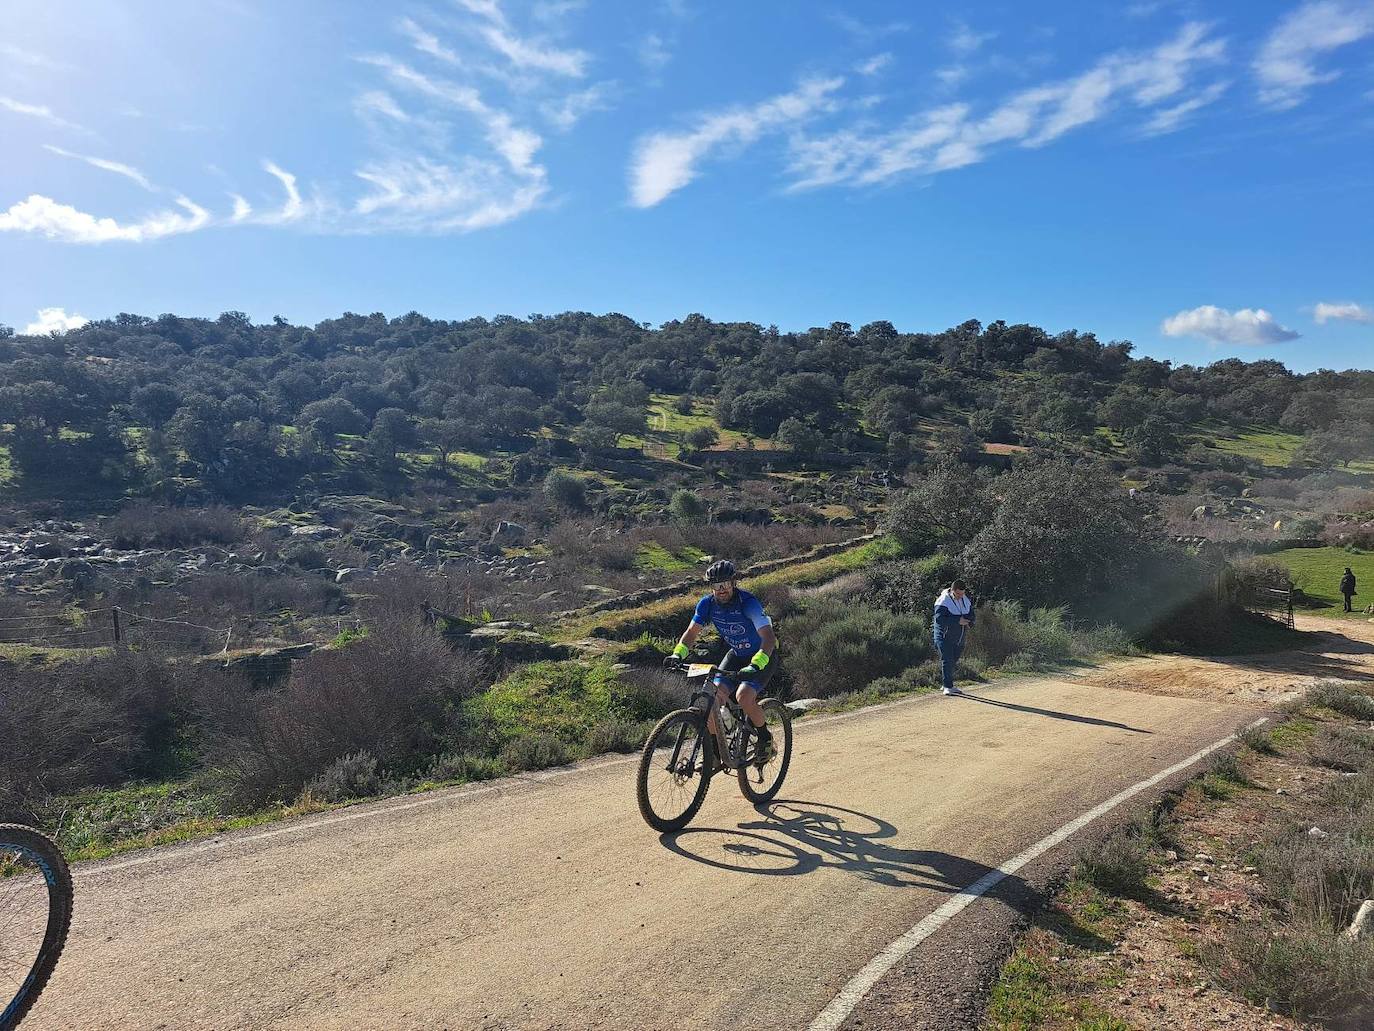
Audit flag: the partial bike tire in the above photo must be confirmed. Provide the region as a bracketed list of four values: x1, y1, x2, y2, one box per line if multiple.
[0, 824, 73, 1031]
[737, 697, 793, 805]
[636, 709, 713, 832]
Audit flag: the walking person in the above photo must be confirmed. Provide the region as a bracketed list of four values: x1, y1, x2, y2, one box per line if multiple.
[1341, 566, 1357, 613]
[933, 579, 975, 696]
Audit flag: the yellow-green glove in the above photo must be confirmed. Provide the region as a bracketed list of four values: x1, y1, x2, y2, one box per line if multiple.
[750, 650, 770, 669]
[672, 642, 689, 659]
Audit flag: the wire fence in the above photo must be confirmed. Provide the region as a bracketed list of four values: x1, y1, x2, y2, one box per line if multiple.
[0, 606, 232, 653]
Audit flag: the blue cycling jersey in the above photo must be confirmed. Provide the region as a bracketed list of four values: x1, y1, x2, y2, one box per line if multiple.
[692, 588, 772, 656]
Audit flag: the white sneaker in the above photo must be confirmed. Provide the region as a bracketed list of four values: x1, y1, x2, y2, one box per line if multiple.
[942, 686, 963, 696]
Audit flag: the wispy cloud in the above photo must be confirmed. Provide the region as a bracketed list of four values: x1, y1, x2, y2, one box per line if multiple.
[230, 194, 253, 221]
[259, 160, 307, 223]
[0, 44, 66, 70]
[856, 53, 893, 77]
[541, 82, 614, 130]
[1161, 305, 1300, 344]
[452, 0, 589, 77]
[398, 16, 459, 64]
[354, 90, 412, 124]
[43, 145, 155, 191]
[788, 22, 1226, 191]
[353, 55, 548, 230]
[826, 13, 910, 44]
[1314, 300, 1374, 323]
[22, 307, 88, 335]
[638, 32, 672, 72]
[1254, 0, 1374, 109]
[0, 194, 210, 243]
[1139, 80, 1229, 135]
[949, 21, 995, 56]
[0, 95, 86, 133]
[629, 76, 845, 208]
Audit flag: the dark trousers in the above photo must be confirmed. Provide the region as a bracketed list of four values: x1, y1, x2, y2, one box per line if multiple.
[936, 636, 964, 691]
[1345, 593, 1355, 612]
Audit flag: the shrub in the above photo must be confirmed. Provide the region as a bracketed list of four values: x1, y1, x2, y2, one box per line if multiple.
[1210, 924, 1374, 1021]
[1239, 725, 1276, 754]
[1306, 683, 1374, 721]
[669, 489, 708, 523]
[501, 732, 571, 772]
[1075, 832, 1151, 897]
[477, 661, 667, 748]
[0, 648, 207, 820]
[965, 601, 1073, 668]
[785, 600, 932, 697]
[1308, 726, 1374, 772]
[543, 469, 586, 510]
[305, 751, 381, 803]
[107, 502, 245, 549]
[202, 617, 489, 808]
[586, 718, 649, 755]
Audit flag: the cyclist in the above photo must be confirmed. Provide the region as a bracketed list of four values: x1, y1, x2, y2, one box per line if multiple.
[666, 559, 779, 761]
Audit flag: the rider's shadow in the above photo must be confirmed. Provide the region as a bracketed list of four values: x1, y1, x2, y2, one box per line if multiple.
[660, 799, 1033, 906]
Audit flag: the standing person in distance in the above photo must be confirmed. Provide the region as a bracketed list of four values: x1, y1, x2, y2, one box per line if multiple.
[666, 560, 780, 761]
[1341, 566, 1357, 613]
[933, 579, 975, 696]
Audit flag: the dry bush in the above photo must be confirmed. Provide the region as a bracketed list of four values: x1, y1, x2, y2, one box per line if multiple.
[358, 559, 498, 622]
[547, 519, 637, 573]
[0, 649, 204, 819]
[107, 502, 245, 549]
[201, 617, 489, 808]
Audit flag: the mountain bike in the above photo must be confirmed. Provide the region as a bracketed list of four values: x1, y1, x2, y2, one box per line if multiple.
[1, 825, 73, 1031]
[636, 659, 793, 832]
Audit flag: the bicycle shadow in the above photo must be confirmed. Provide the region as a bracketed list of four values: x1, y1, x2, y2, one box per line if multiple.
[658, 799, 1043, 917]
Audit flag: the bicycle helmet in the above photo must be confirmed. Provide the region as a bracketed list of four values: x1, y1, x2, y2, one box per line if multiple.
[705, 559, 737, 583]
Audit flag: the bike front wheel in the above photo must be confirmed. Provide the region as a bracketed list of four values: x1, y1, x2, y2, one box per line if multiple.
[737, 698, 793, 805]
[0, 824, 73, 1031]
[636, 709, 713, 832]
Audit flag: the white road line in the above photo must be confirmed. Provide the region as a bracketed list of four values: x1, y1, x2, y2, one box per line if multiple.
[807, 716, 1268, 1031]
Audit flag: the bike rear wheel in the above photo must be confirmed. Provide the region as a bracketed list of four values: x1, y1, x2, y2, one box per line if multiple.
[636, 709, 713, 832]
[737, 698, 792, 804]
[0, 824, 73, 1031]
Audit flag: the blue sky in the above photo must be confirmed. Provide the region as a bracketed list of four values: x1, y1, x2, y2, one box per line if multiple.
[2, 0, 1371, 372]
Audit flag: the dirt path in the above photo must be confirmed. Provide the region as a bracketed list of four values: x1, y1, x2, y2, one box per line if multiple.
[27, 622, 1371, 1031]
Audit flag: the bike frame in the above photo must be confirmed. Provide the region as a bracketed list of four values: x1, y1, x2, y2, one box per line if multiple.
[667, 662, 756, 775]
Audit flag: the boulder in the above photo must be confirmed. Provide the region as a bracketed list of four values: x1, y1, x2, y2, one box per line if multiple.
[490, 520, 527, 545]
[291, 524, 342, 541]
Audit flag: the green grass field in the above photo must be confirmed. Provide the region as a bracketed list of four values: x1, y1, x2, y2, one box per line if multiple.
[1270, 546, 1372, 616]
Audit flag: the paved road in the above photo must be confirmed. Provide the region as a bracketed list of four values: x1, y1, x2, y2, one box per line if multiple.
[30, 671, 1262, 1030]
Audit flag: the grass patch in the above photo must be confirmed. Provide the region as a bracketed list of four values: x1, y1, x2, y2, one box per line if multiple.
[1271, 546, 1374, 617]
[1268, 716, 1317, 750]
[634, 541, 707, 574]
[475, 660, 667, 749]
[1198, 423, 1304, 468]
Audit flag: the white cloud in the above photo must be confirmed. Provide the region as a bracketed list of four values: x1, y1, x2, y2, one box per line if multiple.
[22, 307, 88, 335]
[354, 90, 411, 123]
[230, 194, 253, 221]
[353, 155, 545, 231]
[856, 53, 893, 77]
[398, 16, 459, 64]
[474, 22, 587, 77]
[260, 160, 306, 223]
[788, 22, 1226, 190]
[450, 0, 588, 77]
[0, 194, 210, 243]
[541, 82, 613, 130]
[1254, 0, 1374, 109]
[43, 145, 155, 191]
[638, 33, 671, 71]
[1314, 301, 1374, 323]
[1138, 80, 1229, 134]
[0, 44, 66, 70]
[1161, 305, 1300, 345]
[949, 21, 995, 56]
[629, 76, 845, 207]
[0, 95, 86, 132]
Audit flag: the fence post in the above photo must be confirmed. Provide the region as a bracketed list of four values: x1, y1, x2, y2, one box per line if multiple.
[112, 607, 122, 645]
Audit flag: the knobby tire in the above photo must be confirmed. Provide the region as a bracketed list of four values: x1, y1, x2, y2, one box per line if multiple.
[0, 824, 73, 1031]
[636, 709, 713, 832]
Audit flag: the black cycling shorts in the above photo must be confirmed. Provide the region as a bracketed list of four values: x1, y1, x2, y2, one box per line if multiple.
[715, 648, 779, 693]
